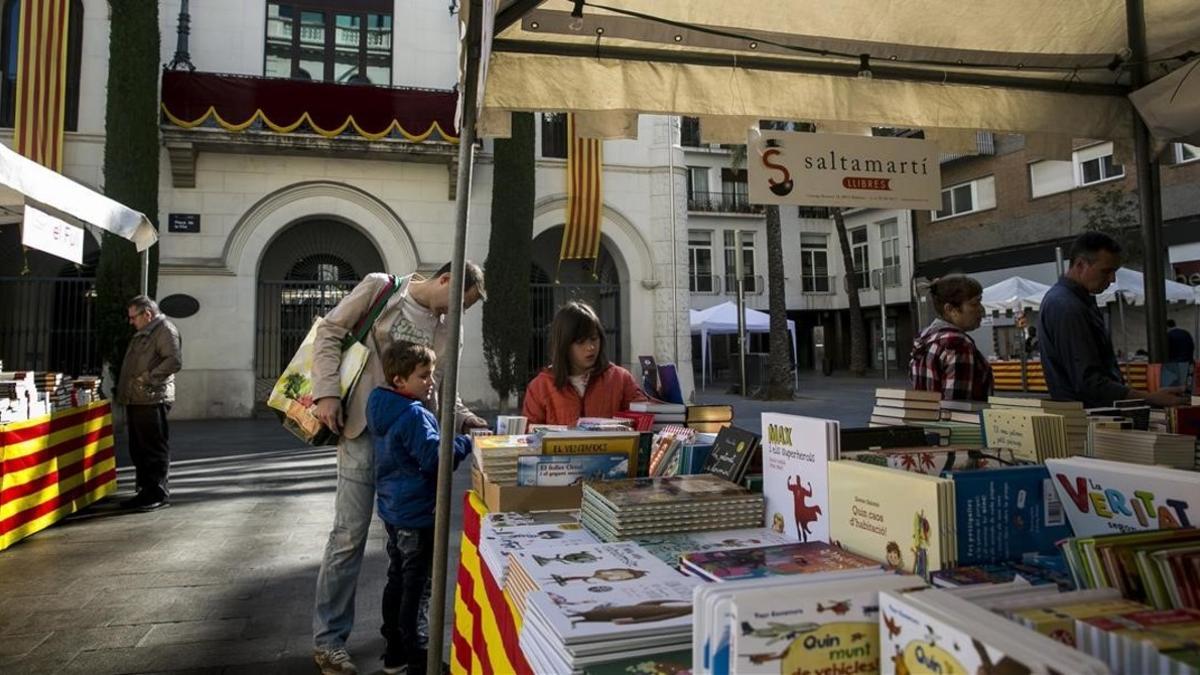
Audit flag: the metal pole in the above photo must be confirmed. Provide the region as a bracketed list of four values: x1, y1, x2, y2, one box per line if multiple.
[1126, 0, 1168, 362]
[140, 248, 149, 296]
[1055, 246, 1065, 278]
[668, 117, 679, 365]
[428, 1, 480, 671]
[735, 231, 747, 395]
[878, 269, 888, 380]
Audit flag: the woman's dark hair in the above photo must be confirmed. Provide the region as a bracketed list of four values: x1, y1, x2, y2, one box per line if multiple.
[548, 301, 609, 389]
[928, 275, 983, 318]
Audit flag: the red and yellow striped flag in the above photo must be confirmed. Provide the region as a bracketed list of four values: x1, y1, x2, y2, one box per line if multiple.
[13, 0, 71, 171]
[559, 113, 603, 263]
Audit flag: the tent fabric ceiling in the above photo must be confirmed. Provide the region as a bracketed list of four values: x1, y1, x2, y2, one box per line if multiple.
[480, 0, 1200, 144]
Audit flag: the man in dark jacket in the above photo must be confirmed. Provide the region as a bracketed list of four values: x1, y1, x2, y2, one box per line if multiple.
[1167, 320, 1195, 363]
[1038, 232, 1184, 408]
[115, 295, 182, 511]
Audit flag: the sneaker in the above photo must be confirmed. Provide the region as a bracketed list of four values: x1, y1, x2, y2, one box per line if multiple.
[314, 647, 359, 675]
[137, 498, 169, 512]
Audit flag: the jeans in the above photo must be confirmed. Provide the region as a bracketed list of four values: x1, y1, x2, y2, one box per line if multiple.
[125, 403, 172, 499]
[313, 433, 375, 649]
[382, 525, 434, 672]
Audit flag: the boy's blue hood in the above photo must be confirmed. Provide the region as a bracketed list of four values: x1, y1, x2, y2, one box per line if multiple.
[366, 387, 423, 436]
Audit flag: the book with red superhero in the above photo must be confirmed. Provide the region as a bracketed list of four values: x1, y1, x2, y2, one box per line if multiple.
[760, 413, 839, 544]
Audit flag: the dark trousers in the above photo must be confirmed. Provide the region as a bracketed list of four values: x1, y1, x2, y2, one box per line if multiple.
[381, 524, 434, 672]
[126, 403, 172, 499]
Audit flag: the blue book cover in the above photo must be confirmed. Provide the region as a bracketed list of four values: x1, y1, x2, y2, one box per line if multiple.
[515, 453, 629, 487]
[657, 363, 685, 404]
[944, 465, 1073, 566]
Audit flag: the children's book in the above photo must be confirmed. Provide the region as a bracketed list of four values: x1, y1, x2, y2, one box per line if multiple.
[632, 527, 793, 568]
[945, 465, 1072, 565]
[681, 541, 880, 582]
[1046, 457, 1200, 537]
[760, 413, 838, 543]
[702, 425, 761, 485]
[516, 453, 629, 486]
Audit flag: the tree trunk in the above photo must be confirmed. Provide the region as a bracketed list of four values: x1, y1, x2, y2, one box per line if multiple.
[96, 1, 160, 382]
[833, 208, 868, 375]
[761, 204, 794, 399]
[482, 112, 536, 409]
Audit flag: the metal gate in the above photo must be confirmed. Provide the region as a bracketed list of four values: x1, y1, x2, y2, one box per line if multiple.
[0, 276, 98, 374]
[254, 280, 357, 401]
[528, 282, 622, 374]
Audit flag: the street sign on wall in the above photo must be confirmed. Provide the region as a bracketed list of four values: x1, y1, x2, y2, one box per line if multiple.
[748, 130, 941, 209]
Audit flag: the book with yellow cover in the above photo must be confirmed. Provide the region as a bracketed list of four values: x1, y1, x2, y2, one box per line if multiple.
[540, 431, 641, 475]
[828, 461, 955, 579]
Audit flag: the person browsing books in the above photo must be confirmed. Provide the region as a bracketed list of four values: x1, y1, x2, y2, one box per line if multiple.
[909, 275, 994, 401]
[523, 301, 647, 426]
[367, 342, 472, 675]
[1039, 232, 1186, 408]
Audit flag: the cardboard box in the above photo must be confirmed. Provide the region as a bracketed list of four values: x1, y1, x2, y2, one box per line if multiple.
[471, 466, 582, 513]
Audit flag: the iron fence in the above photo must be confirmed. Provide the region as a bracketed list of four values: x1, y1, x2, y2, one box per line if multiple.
[0, 276, 98, 375]
[255, 280, 357, 388]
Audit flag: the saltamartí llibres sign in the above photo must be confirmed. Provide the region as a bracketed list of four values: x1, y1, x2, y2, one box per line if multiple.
[748, 130, 942, 210]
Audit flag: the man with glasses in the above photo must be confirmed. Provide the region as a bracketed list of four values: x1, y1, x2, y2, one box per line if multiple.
[115, 295, 183, 511]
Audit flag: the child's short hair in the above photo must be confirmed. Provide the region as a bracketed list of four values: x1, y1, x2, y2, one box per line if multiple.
[382, 341, 436, 383]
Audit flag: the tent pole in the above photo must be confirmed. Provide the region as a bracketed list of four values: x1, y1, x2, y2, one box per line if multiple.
[1127, 0, 1167, 362]
[140, 248, 149, 296]
[428, 0, 482, 671]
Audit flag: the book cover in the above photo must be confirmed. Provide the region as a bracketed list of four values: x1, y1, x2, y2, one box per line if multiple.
[947, 465, 1072, 565]
[761, 413, 837, 543]
[880, 591, 1035, 675]
[1046, 457, 1200, 537]
[509, 541, 682, 591]
[842, 447, 977, 476]
[638, 354, 659, 395]
[541, 432, 641, 475]
[681, 542, 880, 581]
[702, 425, 761, 485]
[516, 454, 630, 487]
[688, 404, 735, 423]
[633, 527, 793, 568]
[585, 474, 757, 509]
[828, 461, 949, 578]
[525, 576, 699, 644]
[657, 364, 685, 405]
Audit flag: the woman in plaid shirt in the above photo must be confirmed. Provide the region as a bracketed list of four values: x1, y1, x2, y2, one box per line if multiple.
[910, 275, 994, 401]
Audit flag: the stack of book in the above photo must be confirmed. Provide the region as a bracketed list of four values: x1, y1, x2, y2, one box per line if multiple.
[982, 407, 1071, 462]
[0, 371, 35, 422]
[686, 404, 734, 433]
[1090, 427, 1195, 469]
[631, 527, 792, 569]
[575, 417, 635, 432]
[1076, 607, 1200, 672]
[680, 541, 881, 582]
[627, 400, 687, 431]
[692, 572, 921, 675]
[71, 375, 101, 405]
[520, 576, 698, 674]
[828, 461, 957, 579]
[495, 415, 528, 434]
[473, 434, 539, 486]
[990, 396, 1087, 456]
[579, 475, 764, 542]
[920, 420, 986, 447]
[1058, 528, 1200, 609]
[940, 399, 988, 423]
[1113, 399, 1154, 430]
[476, 510, 596, 586]
[647, 425, 696, 476]
[504, 541, 682, 615]
[868, 388, 943, 426]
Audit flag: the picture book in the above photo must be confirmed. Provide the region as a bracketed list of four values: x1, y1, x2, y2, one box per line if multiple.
[761, 413, 838, 543]
[702, 425, 761, 485]
[584, 474, 759, 510]
[1046, 457, 1200, 537]
[633, 527, 794, 568]
[681, 541, 880, 582]
[945, 465, 1072, 565]
[842, 446, 978, 476]
[515, 453, 629, 487]
[539, 431, 641, 475]
[524, 575, 699, 644]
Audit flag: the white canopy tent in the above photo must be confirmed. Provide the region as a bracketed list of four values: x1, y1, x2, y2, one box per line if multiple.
[1095, 267, 1196, 305]
[981, 277, 1052, 314]
[690, 301, 797, 390]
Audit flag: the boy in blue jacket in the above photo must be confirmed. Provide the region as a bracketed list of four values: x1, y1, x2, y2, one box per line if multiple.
[367, 341, 472, 674]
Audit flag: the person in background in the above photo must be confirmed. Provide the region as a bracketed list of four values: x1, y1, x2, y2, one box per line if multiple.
[115, 295, 182, 511]
[523, 301, 647, 425]
[368, 342, 472, 675]
[909, 275, 993, 401]
[1038, 232, 1186, 408]
[1167, 319, 1195, 363]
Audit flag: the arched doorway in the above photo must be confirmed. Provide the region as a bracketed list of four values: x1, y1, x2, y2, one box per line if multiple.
[527, 227, 622, 375]
[254, 218, 384, 402]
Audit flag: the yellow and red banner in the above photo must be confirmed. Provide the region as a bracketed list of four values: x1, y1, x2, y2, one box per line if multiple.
[559, 113, 603, 264]
[451, 490, 532, 675]
[1, 401, 116, 550]
[13, 0, 71, 170]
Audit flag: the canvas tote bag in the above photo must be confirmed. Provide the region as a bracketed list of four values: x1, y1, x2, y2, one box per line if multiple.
[267, 275, 402, 445]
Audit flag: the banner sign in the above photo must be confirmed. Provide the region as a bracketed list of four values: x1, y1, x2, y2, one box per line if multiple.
[22, 203, 83, 263]
[749, 131, 941, 209]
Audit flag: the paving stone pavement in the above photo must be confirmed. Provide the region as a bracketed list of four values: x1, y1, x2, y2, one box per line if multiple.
[0, 371, 895, 674]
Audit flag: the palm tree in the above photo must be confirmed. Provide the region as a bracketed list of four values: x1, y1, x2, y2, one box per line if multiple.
[832, 207, 868, 375]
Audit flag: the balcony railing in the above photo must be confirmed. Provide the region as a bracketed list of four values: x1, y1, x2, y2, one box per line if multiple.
[873, 265, 903, 289]
[689, 274, 721, 294]
[801, 274, 836, 294]
[688, 191, 763, 215]
[724, 274, 764, 295]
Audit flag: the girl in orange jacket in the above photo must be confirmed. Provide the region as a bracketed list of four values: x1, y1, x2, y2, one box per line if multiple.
[523, 301, 647, 426]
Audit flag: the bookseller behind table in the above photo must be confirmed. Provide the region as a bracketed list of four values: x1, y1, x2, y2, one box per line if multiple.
[0, 401, 117, 550]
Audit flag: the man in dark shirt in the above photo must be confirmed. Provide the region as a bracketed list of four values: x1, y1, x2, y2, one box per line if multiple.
[1038, 232, 1185, 408]
[1167, 319, 1196, 363]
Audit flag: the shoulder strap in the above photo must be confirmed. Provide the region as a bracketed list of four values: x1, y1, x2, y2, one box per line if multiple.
[342, 275, 402, 349]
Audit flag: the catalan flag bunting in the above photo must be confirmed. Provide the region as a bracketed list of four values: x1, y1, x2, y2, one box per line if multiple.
[13, 0, 70, 171]
[559, 113, 603, 264]
[1, 402, 117, 550]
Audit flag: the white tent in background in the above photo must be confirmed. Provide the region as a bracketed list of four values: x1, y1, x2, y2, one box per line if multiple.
[981, 277, 1051, 314]
[1095, 268, 1195, 306]
[690, 301, 796, 390]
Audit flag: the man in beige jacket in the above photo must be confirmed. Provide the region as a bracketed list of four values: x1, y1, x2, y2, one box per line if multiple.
[115, 295, 182, 512]
[309, 262, 487, 675]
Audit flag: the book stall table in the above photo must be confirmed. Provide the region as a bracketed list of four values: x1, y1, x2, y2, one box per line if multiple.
[0, 401, 117, 551]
